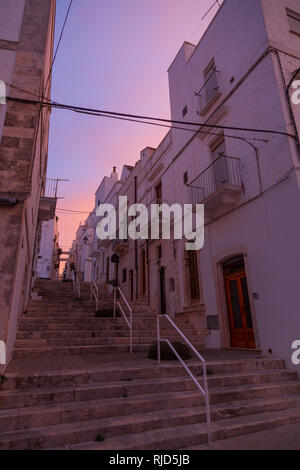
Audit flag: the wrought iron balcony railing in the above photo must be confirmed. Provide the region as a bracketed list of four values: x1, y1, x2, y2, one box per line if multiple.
[42, 178, 59, 199]
[194, 67, 221, 114]
[187, 155, 241, 205]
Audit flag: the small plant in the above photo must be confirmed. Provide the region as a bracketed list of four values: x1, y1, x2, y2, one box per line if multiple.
[121, 377, 132, 382]
[95, 433, 105, 442]
[94, 308, 120, 318]
[148, 341, 191, 361]
[198, 368, 213, 376]
[0, 375, 7, 386]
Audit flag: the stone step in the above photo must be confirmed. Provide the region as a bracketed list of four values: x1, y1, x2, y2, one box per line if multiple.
[16, 328, 198, 339]
[12, 342, 205, 358]
[18, 316, 190, 325]
[18, 323, 194, 332]
[14, 335, 202, 348]
[0, 358, 287, 391]
[1, 392, 300, 448]
[0, 371, 298, 411]
[70, 406, 300, 450]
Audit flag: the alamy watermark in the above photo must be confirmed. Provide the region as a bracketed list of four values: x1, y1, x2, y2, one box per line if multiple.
[0, 80, 6, 105]
[291, 340, 300, 365]
[292, 80, 300, 105]
[0, 341, 6, 365]
[96, 197, 204, 250]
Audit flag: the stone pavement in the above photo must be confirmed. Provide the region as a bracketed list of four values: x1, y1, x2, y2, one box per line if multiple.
[189, 422, 300, 449]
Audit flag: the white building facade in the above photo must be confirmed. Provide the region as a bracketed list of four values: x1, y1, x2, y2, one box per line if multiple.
[73, 0, 300, 372]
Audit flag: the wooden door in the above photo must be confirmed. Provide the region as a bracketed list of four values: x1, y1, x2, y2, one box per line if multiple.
[188, 250, 200, 301]
[223, 259, 255, 348]
[129, 269, 134, 302]
[159, 267, 166, 315]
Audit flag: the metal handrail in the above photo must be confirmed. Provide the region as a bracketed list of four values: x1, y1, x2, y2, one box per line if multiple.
[72, 277, 80, 299]
[113, 287, 133, 353]
[90, 280, 98, 311]
[157, 314, 212, 447]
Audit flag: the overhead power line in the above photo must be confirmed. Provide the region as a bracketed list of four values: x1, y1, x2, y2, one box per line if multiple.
[56, 208, 91, 214]
[7, 96, 296, 139]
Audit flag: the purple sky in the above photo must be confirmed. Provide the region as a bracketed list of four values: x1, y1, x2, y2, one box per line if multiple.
[47, 0, 223, 251]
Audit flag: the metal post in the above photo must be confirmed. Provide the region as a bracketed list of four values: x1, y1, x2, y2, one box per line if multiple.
[129, 309, 132, 354]
[203, 363, 212, 448]
[113, 288, 116, 319]
[157, 315, 161, 364]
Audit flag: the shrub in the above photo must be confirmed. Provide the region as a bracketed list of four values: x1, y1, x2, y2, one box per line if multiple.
[94, 308, 120, 318]
[95, 433, 105, 442]
[148, 341, 191, 361]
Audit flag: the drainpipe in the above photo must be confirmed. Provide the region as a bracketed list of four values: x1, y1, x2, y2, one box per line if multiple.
[271, 49, 300, 154]
[134, 176, 138, 299]
[146, 239, 150, 305]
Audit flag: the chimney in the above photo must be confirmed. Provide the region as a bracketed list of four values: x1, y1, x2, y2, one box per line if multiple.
[110, 166, 118, 180]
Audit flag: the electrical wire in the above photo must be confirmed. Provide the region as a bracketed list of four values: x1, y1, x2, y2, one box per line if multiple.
[56, 208, 91, 214]
[7, 95, 296, 139]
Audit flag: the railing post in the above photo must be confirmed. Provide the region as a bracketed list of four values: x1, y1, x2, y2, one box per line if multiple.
[157, 315, 161, 364]
[113, 288, 116, 319]
[129, 308, 132, 354]
[203, 363, 212, 448]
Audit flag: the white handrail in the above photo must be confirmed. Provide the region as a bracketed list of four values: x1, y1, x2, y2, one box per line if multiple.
[90, 280, 99, 310]
[113, 287, 132, 353]
[157, 314, 212, 448]
[72, 277, 80, 299]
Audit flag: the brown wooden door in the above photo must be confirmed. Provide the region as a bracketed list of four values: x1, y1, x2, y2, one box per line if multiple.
[188, 250, 200, 301]
[129, 269, 134, 302]
[159, 267, 166, 315]
[224, 261, 255, 348]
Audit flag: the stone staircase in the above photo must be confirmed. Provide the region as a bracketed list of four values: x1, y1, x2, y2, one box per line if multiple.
[14, 280, 203, 358]
[0, 279, 299, 450]
[0, 356, 300, 449]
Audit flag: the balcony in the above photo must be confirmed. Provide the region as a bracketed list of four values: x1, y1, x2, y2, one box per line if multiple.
[38, 178, 58, 221]
[187, 155, 242, 214]
[195, 67, 221, 116]
[112, 229, 129, 254]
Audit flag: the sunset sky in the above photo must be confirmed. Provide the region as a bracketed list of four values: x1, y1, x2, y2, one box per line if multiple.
[47, 0, 223, 253]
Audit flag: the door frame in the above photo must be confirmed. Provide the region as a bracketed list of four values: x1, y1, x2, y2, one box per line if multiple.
[214, 250, 260, 350]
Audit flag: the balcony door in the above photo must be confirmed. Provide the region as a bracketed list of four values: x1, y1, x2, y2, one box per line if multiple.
[211, 139, 229, 190]
[223, 256, 255, 348]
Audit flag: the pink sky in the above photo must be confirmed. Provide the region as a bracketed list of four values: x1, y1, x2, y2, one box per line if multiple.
[47, 0, 223, 252]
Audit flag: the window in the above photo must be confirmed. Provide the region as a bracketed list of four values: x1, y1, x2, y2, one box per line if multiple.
[183, 171, 188, 185]
[157, 244, 162, 260]
[122, 268, 127, 284]
[169, 278, 175, 292]
[155, 182, 162, 203]
[287, 8, 300, 36]
[182, 105, 187, 117]
[204, 61, 219, 103]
